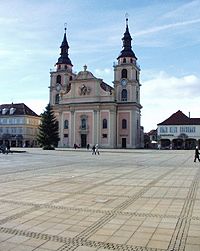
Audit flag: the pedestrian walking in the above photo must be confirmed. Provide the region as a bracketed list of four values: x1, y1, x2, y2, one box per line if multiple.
[87, 144, 90, 150]
[194, 146, 200, 162]
[95, 144, 100, 155]
[92, 145, 96, 155]
[6, 142, 10, 153]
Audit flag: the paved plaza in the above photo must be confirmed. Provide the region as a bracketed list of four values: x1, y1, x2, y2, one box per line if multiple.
[0, 148, 199, 251]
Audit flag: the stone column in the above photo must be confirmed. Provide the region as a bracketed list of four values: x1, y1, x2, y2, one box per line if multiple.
[93, 110, 99, 145]
[131, 110, 136, 148]
[58, 112, 63, 147]
[70, 110, 75, 147]
[109, 109, 117, 148]
[97, 110, 100, 145]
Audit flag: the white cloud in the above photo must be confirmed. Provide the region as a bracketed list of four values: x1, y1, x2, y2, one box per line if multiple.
[95, 68, 112, 75]
[94, 68, 113, 84]
[162, 0, 200, 20]
[141, 71, 200, 132]
[135, 18, 200, 37]
[0, 17, 19, 25]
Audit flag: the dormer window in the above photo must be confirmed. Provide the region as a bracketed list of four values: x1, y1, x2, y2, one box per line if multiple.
[2, 108, 8, 115]
[10, 108, 16, 115]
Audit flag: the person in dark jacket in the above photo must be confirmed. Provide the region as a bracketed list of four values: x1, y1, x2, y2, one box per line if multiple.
[92, 145, 96, 155]
[194, 146, 200, 162]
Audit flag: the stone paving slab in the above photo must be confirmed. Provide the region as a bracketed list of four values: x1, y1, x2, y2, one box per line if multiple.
[0, 148, 199, 250]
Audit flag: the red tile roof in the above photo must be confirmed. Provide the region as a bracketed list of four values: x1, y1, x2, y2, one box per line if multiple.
[158, 110, 200, 125]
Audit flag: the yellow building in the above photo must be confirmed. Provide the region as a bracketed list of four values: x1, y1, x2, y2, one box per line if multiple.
[0, 103, 40, 147]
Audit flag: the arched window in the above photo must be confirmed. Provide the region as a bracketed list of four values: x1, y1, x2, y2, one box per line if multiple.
[136, 71, 138, 81]
[121, 89, 127, 101]
[123, 58, 126, 63]
[69, 76, 73, 81]
[81, 118, 86, 129]
[55, 94, 59, 104]
[64, 120, 68, 129]
[122, 119, 127, 129]
[102, 119, 107, 129]
[56, 75, 61, 84]
[121, 69, 127, 79]
[136, 89, 139, 101]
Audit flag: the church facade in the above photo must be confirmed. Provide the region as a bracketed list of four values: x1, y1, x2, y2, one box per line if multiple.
[49, 19, 143, 149]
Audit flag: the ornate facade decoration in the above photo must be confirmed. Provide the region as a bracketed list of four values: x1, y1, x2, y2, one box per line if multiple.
[49, 18, 143, 149]
[79, 84, 91, 95]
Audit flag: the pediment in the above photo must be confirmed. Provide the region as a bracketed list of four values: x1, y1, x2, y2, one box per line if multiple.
[75, 70, 96, 80]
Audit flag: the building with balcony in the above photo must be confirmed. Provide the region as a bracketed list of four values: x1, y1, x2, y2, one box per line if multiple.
[0, 103, 40, 147]
[49, 18, 143, 148]
[157, 110, 200, 149]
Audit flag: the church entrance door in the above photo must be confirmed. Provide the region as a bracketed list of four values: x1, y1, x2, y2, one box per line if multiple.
[81, 134, 87, 147]
[122, 138, 126, 148]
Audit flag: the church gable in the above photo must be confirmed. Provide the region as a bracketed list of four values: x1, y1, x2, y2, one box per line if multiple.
[59, 66, 114, 103]
[75, 66, 96, 81]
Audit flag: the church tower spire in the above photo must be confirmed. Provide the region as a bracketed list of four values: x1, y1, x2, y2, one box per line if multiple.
[56, 27, 73, 67]
[113, 17, 142, 148]
[117, 17, 137, 60]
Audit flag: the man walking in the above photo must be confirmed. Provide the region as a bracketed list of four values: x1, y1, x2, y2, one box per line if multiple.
[194, 146, 200, 162]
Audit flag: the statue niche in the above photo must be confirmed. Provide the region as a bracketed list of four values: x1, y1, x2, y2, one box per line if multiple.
[79, 84, 91, 95]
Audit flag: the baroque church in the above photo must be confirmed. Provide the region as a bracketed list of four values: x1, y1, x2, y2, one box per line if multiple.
[49, 18, 143, 148]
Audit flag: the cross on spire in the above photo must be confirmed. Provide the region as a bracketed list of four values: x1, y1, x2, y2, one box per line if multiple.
[64, 23, 67, 33]
[125, 13, 129, 26]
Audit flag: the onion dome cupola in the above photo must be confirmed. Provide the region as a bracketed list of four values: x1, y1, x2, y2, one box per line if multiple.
[56, 28, 73, 68]
[117, 18, 137, 62]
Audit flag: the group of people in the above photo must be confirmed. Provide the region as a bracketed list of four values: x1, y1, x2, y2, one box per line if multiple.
[91, 144, 100, 155]
[74, 143, 100, 155]
[73, 143, 80, 149]
[76, 143, 200, 161]
[86, 143, 100, 155]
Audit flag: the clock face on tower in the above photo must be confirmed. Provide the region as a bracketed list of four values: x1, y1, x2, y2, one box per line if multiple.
[121, 78, 127, 86]
[56, 83, 62, 92]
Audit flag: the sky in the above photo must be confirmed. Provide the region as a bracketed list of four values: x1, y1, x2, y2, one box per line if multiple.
[0, 0, 200, 132]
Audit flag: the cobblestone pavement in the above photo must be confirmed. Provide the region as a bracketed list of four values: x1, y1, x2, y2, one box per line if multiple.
[0, 148, 199, 251]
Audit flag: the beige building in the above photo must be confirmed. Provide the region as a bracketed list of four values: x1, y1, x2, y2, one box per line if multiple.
[50, 19, 143, 148]
[157, 110, 200, 149]
[0, 103, 40, 147]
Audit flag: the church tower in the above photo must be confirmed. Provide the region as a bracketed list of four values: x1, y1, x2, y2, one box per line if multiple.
[49, 27, 76, 106]
[113, 18, 142, 148]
